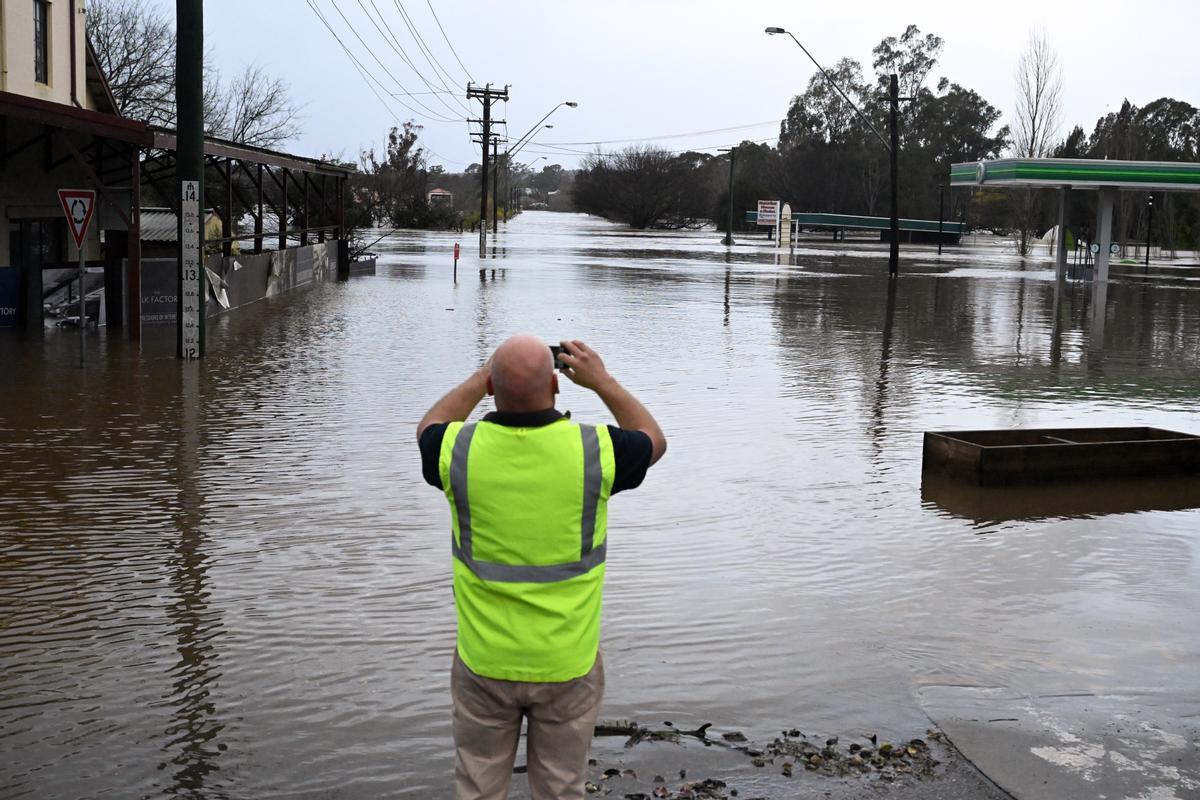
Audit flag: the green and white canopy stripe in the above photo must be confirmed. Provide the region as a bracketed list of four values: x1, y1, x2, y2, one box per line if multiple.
[950, 158, 1200, 192]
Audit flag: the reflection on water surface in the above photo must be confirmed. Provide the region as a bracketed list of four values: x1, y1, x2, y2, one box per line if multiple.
[2, 212, 1198, 797]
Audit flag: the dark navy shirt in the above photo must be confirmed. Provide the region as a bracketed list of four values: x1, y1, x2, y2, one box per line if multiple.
[418, 408, 653, 494]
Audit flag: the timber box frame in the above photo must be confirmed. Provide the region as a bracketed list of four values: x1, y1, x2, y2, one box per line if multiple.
[922, 427, 1200, 486]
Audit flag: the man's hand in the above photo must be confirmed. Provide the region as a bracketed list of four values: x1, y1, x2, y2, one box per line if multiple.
[558, 340, 667, 465]
[557, 340, 612, 391]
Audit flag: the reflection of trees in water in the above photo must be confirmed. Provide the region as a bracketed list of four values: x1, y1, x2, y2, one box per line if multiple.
[770, 269, 1200, 405]
[163, 366, 225, 799]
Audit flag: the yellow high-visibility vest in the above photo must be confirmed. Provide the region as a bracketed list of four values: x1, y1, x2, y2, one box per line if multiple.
[439, 418, 615, 682]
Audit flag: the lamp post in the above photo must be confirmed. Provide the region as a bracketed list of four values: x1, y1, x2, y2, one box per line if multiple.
[766, 26, 906, 278]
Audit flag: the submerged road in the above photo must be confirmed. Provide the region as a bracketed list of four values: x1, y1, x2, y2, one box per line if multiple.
[1, 211, 1197, 798]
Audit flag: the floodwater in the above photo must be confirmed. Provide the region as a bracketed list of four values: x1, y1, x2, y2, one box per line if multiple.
[1, 211, 1198, 798]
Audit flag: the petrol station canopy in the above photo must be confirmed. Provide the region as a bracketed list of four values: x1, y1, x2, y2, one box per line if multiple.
[950, 158, 1200, 192]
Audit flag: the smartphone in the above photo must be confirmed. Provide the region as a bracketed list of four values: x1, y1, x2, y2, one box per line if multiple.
[549, 344, 566, 370]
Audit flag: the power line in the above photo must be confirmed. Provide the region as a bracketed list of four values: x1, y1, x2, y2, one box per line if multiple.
[361, 0, 470, 116]
[426, 0, 475, 84]
[325, 0, 461, 122]
[541, 120, 782, 147]
[522, 136, 779, 159]
[391, 0, 466, 101]
[308, 3, 470, 170]
[307, 0, 452, 124]
[328, 0, 461, 121]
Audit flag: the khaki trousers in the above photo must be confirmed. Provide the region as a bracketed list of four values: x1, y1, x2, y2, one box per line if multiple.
[451, 650, 605, 800]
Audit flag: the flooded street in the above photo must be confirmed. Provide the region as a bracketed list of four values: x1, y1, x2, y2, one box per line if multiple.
[2, 210, 1199, 798]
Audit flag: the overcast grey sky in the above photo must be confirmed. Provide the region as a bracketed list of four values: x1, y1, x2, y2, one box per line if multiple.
[181, 0, 1199, 170]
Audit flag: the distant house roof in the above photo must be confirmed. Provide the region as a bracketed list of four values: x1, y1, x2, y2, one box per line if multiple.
[429, 188, 452, 194]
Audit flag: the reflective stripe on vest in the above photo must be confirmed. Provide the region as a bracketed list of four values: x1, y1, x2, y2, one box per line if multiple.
[449, 421, 606, 583]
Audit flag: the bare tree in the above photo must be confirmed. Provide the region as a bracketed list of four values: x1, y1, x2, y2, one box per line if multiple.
[87, 0, 175, 125]
[209, 65, 302, 148]
[88, 0, 302, 148]
[1011, 29, 1064, 254]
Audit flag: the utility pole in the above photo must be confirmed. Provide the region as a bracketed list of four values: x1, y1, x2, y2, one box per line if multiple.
[176, 0, 205, 359]
[888, 74, 900, 279]
[492, 137, 500, 233]
[467, 83, 508, 258]
[765, 30, 906, 279]
[719, 146, 736, 246]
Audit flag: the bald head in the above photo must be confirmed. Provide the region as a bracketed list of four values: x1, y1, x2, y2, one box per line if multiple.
[488, 335, 558, 412]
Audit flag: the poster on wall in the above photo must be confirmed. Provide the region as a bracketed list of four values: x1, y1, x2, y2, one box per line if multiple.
[0, 269, 20, 328]
[138, 259, 179, 325]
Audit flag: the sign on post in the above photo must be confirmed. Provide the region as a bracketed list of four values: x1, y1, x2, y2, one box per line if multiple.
[59, 189, 96, 365]
[180, 180, 204, 359]
[757, 200, 780, 228]
[58, 190, 96, 249]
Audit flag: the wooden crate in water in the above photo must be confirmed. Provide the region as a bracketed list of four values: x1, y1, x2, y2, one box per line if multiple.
[922, 427, 1200, 486]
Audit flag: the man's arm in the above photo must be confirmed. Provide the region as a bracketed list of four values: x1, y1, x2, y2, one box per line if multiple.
[557, 340, 667, 465]
[416, 365, 490, 440]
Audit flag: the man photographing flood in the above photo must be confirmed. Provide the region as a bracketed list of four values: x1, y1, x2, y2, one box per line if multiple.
[417, 335, 667, 799]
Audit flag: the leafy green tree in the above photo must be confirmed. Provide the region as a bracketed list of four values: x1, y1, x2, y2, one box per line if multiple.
[871, 25, 945, 100]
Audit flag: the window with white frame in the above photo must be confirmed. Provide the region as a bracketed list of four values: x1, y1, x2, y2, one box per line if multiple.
[34, 0, 50, 84]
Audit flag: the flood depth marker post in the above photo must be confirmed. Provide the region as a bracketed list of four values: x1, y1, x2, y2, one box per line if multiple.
[176, 0, 205, 359]
[58, 189, 96, 366]
[180, 182, 202, 359]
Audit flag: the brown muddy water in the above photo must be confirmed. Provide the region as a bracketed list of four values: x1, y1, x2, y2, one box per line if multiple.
[1, 211, 1198, 798]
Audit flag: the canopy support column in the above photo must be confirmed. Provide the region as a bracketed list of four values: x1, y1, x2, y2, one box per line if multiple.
[1055, 186, 1069, 284]
[1094, 188, 1116, 284]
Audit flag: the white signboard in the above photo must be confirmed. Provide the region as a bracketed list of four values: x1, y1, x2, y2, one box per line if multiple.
[757, 199, 780, 227]
[181, 181, 202, 359]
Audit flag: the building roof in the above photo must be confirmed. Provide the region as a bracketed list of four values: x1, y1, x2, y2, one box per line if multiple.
[951, 158, 1200, 192]
[85, 40, 119, 116]
[139, 208, 218, 242]
[0, 92, 354, 176]
[429, 187, 452, 194]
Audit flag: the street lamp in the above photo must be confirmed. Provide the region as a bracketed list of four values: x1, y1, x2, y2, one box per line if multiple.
[767, 26, 904, 278]
[503, 102, 577, 226]
[509, 101, 578, 158]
